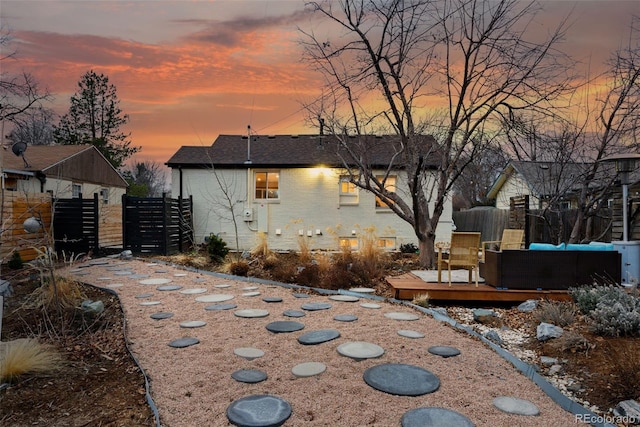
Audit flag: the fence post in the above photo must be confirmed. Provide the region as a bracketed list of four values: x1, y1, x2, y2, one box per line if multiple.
[122, 194, 127, 252]
[92, 193, 99, 255]
[162, 193, 169, 255]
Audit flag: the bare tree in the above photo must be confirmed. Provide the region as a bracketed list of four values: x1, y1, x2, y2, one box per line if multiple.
[0, 25, 52, 128]
[300, 0, 574, 267]
[6, 106, 57, 146]
[123, 161, 167, 197]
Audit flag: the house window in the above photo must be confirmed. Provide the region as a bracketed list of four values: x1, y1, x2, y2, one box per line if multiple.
[339, 237, 359, 251]
[377, 238, 396, 250]
[100, 188, 109, 204]
[339, 176, 359, 205]
[255, 171, 279, 200]
[72, 184, 82, 198]
[375, 175, 396, 208]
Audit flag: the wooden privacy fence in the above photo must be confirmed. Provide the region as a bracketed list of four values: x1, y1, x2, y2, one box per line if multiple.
[122, 194, 193, 256]
[0, 191, 52, 262]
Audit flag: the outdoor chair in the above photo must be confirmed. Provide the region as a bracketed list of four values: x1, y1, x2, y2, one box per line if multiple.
[481, 229, 524, 262]
[437, 232, 481, 287]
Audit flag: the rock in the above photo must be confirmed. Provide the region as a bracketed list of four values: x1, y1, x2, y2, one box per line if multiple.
[566, 381, 582, 393]
[484, 330, 504, 346]
[81, 299, 104, 315]
[537, 322, 563, 341]
[473, 308, 496, 323]
[518, 299, 538, 312]
[119, 250, 133, 259]
[613, 400, 640, 423]
[540, 356, 558, 366]
[493, 396, 540, 416]
[0, 279, 13, 297]
[431, 307, 448, 317]
[548, 364, 564, 375]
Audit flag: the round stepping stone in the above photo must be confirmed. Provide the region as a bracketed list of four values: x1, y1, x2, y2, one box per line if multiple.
[297, 329, 340, 345]
[173, 273, 188, 277]
[242, 286, 259, 291]
[135, 293, 154, 299]
[180, 320, 207, 328]
[192, 278, 207, 283]
[329, 295, 359, 302]
[242, 291, 261, 297]
[214, 284, 231, 288]
[106, 283, 123, 288]
[195, 294, 234, 303]
[349, 287, 375, 293]
[69, 268, 83, 273]
[428, 345, 461, 358]
[283, 309, 306, 318]
[226, 395, 292, 427]
[493, 396, 540, 416]
[145, 263, 159, 266]
[97, 277, 112, 281]
[292, 362, 326, 378]
[334, 314, 358, 322]
[154, 270, 169, 274]
[234, 309, 269, 318]
[337, 341, 384, 360]
[301, 302, 332, 311]
[168, 337, 199, 348]
[360, 303, 381, 309]
[401, 407, 474, 427]
[129, 274, 150, 279]
[385, 312, 420, 321]
[139, 278, 172, 286]
[150, 312, 174, 320]
[231, 369, 268, 384]
[140, 301, 161, 306]
[157, 285, 183, 291]
[266, 321, 305, 333]
[262, 297, 283, 303]
[234, 347, 265, 360]
[364, 363, 440, 396]
[293, 293, 310, 298]
[179, 288, 207, 295]
[89, 260, 109, 265]
[114, 271, 133, 276]
[205, 303, 237, 311]
[398, 330, 425, 339]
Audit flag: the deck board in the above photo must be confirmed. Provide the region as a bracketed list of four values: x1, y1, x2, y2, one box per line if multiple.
[386, 273, 571, 302]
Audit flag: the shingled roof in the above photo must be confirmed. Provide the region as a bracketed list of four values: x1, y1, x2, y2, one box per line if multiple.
[166, 134, 440, 169]
[2, 145, 91, 172]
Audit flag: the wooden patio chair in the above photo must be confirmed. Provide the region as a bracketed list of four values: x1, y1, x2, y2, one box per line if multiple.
[437, 232, 481, 287]
[481, 229, 525, 262]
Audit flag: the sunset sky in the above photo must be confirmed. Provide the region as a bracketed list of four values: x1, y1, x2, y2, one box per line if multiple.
[1, 1, 639, 167]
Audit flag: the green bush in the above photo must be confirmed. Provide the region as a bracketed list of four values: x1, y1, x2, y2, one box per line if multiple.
[8, 251, 24, 270]
[590, 289, 640, 337]
[207, 234, 229, 263]
[569, 284, 617, 314]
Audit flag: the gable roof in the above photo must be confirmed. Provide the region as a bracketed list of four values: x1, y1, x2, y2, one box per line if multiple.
[2, 144, 127, 187]
[166, 134, 440, 169]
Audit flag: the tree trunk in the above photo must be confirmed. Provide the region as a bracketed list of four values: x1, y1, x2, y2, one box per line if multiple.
[418, 234, 436, 269]
[569, 210, 585, 243]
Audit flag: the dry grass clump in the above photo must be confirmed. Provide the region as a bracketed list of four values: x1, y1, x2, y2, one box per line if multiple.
[604, 340, 640, 404]
[0, 338, 63, 383]
[411, 292, 430, 308]
[223, 260, 249, 276]
[534, 300, 578, 327]
[24, 276, 86, 311]
[251, 232, 270, 257]
[550, 330, 593, 353]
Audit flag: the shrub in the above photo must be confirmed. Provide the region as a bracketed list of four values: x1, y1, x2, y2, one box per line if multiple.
[8, 251, 24, 270]
[589, 289, 640, 337]
[603, 341, 640, 404]
[207, 234, 229, 263]
[400, 243, 418, 254]
[0, 338, 62, 382]
[534, 300, 578, 327]
[227, 261, 249, 276]
[569, 284, 620, 314]
[295, 263, 321, 287]
[25, 276, 86, 311]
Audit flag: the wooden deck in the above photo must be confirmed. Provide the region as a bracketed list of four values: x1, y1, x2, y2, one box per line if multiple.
[386, 273, 571, 302]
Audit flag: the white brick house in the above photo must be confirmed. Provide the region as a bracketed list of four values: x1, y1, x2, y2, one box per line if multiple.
[166, 134, 453, 252]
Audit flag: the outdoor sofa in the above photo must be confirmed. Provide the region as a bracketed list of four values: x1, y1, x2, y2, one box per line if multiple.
[479, 242, 622, 290]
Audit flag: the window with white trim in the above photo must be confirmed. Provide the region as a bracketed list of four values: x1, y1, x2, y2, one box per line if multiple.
[255, 171, 280, 200]
[377, 237, 396, 250]
[339, 176, 359, 205]
[72, 184, 82, 198]
[375, 175, 396, 208]
[339, 237, 359, 251]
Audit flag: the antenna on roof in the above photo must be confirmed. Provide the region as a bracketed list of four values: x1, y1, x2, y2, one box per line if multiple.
[11, 142, 30, 168]
[244, 125, 252, 164]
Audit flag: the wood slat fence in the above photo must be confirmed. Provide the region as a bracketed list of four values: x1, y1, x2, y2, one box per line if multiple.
[0, 191, 52, 262]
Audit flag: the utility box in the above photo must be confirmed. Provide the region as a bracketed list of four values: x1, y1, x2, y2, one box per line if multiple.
[613, 241, 640, 286]
[242, 208, 253, 222]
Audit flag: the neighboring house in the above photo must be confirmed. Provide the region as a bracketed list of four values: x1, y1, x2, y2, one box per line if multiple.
[487, 161, 592, 210]
[2, 144, 128, 202]
[166, 134, 454, 252]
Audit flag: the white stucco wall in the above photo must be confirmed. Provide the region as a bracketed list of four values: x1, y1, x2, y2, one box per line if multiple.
[173, 166, 454, 251]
